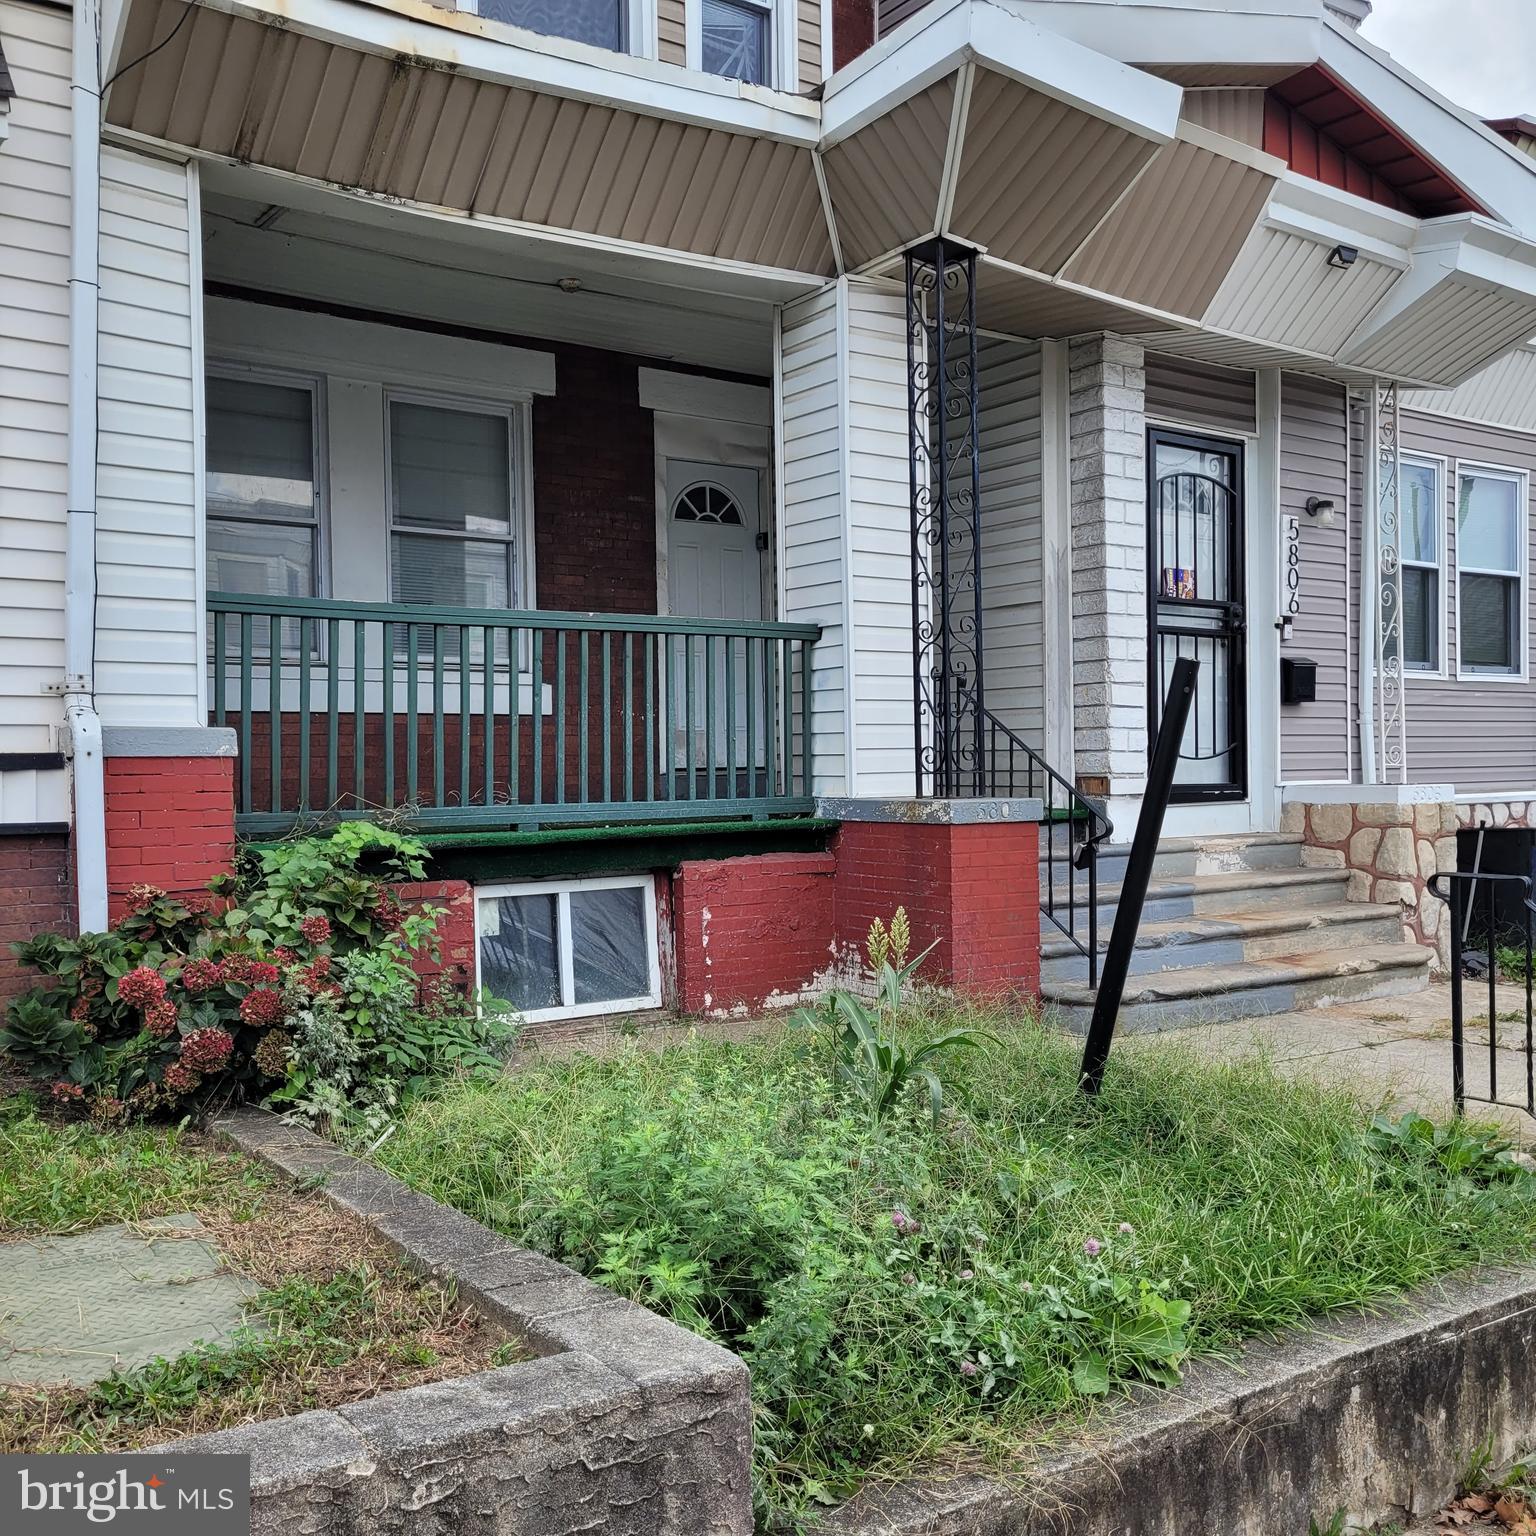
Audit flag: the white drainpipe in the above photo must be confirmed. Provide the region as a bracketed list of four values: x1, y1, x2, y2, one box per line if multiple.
[65, 0, 107, 932]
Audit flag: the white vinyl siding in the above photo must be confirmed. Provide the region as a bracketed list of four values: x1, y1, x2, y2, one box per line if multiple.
[776, 286, 847, 794]
[96, 145, 203, 727]
[844, 280, 914, 797]
[0, 0, 71, 757]
[977, 338, 1046, 747]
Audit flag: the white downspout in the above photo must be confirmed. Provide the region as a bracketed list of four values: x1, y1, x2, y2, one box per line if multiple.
[1357, 386, 1379, 784]
[65, 0, 107, 931]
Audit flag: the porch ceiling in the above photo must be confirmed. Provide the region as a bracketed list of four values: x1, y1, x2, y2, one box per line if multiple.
[104, 0, 836, 281]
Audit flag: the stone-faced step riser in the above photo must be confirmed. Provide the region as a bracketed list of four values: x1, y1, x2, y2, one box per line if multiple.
[1040, 911, 1406, 986]
[1039, 838, 1304, 889]
[1046, 872, 1354, 930]
[1048, 961, 1430, 1035]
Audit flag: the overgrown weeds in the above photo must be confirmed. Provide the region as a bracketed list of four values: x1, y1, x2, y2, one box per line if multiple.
[377, 993, 1536, 1525]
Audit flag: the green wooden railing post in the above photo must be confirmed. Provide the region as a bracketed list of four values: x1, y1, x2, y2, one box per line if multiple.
[353, 620, 366, 810]
[268, 613, 282, 817]
[382, 628, 394, 808]
[578, 629, 590, 806]
[406, 626, 420, 805]
[459, 624, 472, 810]
[298, 616, 312, 812]
[431, 624, 446, 809]
[482, 625, 495, 810]
[325, 618, 339, 811]
[555, 630, 567, 805]
[623, 633, 634, 804]
[239, 613, 252, 816]
[601, 631, 612, 805]
[800, 637, 813, 798]
[532, 628, 544, 807]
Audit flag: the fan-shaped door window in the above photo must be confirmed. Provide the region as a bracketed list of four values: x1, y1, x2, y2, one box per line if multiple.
[672, 482, 745, 526]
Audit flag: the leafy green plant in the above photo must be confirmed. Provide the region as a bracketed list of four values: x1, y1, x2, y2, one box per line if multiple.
[796, 908, 996, 1125]
[1364, 1111, 1533, 1186]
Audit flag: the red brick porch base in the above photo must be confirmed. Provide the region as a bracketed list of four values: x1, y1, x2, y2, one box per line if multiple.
[104, 757, 236, 921]
[397, 879, 476, 998]
[673, 852, 838, 1015]
[833, 819, 1042, 1000]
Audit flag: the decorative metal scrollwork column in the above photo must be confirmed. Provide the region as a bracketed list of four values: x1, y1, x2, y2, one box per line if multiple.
[906, 238, 985, 797]
[1375, 378, 1407, 780]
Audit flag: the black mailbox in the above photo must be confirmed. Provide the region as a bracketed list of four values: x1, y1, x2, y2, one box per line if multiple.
[1281, 656, 1317, 705]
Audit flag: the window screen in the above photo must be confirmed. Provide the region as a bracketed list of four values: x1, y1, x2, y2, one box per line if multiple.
[1457, 469, 1524, 676]
[475, 0, 625, 49]
[702, 0, 770, 84]
[388, 400, 516, 613]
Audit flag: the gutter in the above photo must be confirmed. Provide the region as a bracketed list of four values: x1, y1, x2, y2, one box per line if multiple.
[65, 0, 107, 932]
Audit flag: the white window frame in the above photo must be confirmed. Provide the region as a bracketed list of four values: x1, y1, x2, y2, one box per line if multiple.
[475, 874, 662, 1023]
[205, 360, 329, 601]
[454, 0, 655, 60]
[688, 0, 792, 90]
[1396, 450, 1447, 679]
[383, 387, 535, 618]
[1454, 459, 1529, 684]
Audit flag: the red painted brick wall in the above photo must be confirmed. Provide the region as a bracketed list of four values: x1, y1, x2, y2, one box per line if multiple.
[104, 757, 236, 920]
[673, 852, 837, 1014]
[397, 878, 476, 998]
[834, 820, 1040, 998]
[0, 833, 73, 1005]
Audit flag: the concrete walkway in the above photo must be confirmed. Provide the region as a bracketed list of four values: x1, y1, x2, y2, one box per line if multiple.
[1157, 978, 1536, 1145]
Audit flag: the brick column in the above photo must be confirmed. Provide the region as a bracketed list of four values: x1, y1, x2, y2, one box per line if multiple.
[103, 755, 236, 921]
[0, 833, 73, 1003]
[1068, 334, 1147, 824]
[827, 799, 1043, 999]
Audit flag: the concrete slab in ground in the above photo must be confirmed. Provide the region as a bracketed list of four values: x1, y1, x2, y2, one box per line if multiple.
[1155, 978, 1536, 1145]
[0, 1212, 262, 1387]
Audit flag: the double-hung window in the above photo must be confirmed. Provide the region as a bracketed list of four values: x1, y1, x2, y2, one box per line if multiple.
[1456, 465, 1527, 679]
[1397, 456, 1443, 673]
[472, 0, 626, 50]
[206, 371, 321, 654]
[387, 395, 522, 617]
[702, 0, 772, 84]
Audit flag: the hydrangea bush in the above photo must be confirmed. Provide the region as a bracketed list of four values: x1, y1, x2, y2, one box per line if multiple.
[1, 824, 512, 1127]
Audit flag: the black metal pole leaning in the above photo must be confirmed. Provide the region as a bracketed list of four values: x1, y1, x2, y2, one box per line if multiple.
[1078, 656, 1199, 1096]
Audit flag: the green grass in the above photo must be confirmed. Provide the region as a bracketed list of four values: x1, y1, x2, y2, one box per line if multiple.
[0, 1095, 269, 1234]
[376, 1004, 1536, 1524]
[0, 1098, 514, 1452]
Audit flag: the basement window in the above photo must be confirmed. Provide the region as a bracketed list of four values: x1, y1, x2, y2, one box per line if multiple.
[476, 875, 660, 1022]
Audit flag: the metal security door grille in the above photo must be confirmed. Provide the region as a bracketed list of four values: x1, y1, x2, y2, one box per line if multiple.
[1147, 430, 1247, 803]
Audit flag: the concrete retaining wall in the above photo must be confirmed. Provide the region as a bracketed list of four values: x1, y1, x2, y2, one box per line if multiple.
[825, 1266, 1536, 1536]
[188, 1110, 753, 1536]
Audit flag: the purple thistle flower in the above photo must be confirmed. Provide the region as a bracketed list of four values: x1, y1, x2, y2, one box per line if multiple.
[1083, 1237, 1103, 1257]
[959, 1360, 978, 1377]
[1118, 1222, 1135, 1236]
[959, 1268, 974, 1281]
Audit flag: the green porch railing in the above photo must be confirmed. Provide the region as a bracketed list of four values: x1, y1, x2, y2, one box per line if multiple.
[207, 593, 820, 836]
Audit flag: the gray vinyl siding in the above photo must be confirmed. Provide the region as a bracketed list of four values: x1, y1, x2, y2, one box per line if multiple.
[1397, 410, 1536, 795]
[977, 337, 1045, 746]
[1144, 353, 1258, 438]
[1279, 373, 1351, 782]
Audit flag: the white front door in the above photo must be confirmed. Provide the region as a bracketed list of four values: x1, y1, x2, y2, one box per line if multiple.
[664, 460, 765, 777]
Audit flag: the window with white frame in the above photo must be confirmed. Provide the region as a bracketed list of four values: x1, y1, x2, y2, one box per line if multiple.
[1456, 465, 1526, 678]
[472, 0, 626, 50]
[387, 396, 523, 614]
[1397, 455, 1443, 673]
[476, 876, 660, 1021]
[702, 0, 771, 84]
[206, 372, 321, 603]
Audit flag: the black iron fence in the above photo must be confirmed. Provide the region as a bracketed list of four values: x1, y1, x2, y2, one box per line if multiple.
[1428, 870, 1536, 1119]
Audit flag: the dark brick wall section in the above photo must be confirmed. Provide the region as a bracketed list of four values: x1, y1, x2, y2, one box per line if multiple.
[104, 757, 236, 920]
[834, 820, 1041, 998]
[673, 852, 837, 1013]
[533, 347, 659, 616]
[833, 0, 877, 67]
[0, 833, 72, 1004]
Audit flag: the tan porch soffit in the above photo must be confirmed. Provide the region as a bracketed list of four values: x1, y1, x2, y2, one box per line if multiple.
[104, 0, 837, 277]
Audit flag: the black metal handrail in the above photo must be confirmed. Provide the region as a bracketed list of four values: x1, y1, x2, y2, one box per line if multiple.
[1428, 869, 1536, 1119]
[969, 693, 1113, 987]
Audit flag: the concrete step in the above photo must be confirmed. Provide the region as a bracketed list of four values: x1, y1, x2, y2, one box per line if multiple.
[1038, 831, 1304, 888]
[1043, 943, 1433, 1034]
[1039, 902, 1406, 985]
[1043, 865, 1355, 930]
